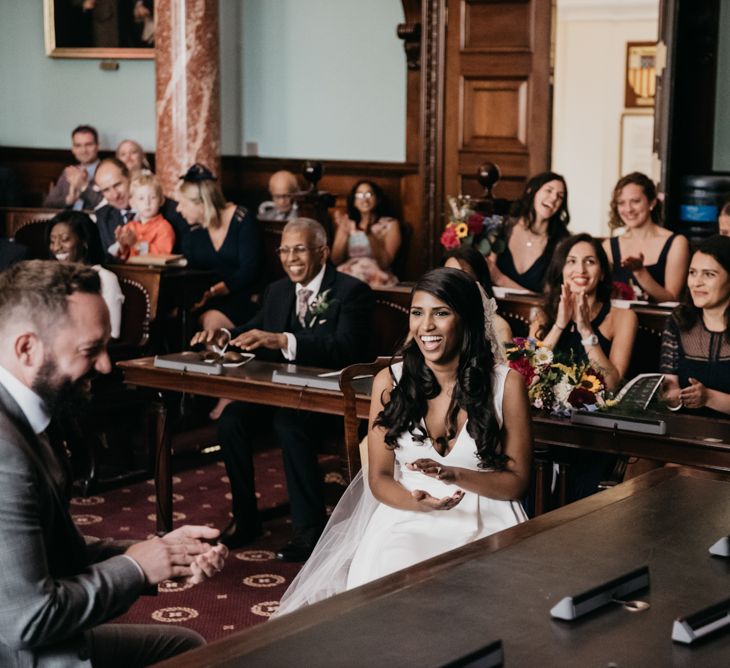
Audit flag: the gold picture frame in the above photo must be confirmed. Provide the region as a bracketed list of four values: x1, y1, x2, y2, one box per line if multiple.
[625, 42, 657, 109]
[43, 0, 154, 60]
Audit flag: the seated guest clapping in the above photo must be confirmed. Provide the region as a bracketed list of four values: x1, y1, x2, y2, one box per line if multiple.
[44, 124, 103, 210]
[190, 219, 374, 558]
[116, 138, 151, 177]
[46, 210, 125, 339]
[332, 180, 401, 288]
[661, 234, 730, 415]
[258, 170, 299, 221]
[113, 172, 175, 260]
[530, 234, 637, 392]
[93, 158, 187, 258]
[177, 164, 261, 331]
[530, 234, 638, 501]
[718, 200, 730, 237]
[442, 245, 512, 347]
[602, 172, 690, 301]
[275, 268, 530, 614]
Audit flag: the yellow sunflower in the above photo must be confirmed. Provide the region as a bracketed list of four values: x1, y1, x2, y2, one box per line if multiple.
[580, 374, 602, 393]
[454, 222, 469, 239]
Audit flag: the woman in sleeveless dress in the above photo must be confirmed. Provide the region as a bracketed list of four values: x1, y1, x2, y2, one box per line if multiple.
[332, 180, 401, 288]
[529, 234, 638, 500]
[275, 268, 531, 614]
[601, 172, 689, 302]
[489, 171, 571, 293]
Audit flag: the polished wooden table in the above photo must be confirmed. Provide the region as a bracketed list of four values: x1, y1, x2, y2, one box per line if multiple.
[155, 467, 730, 667]
[119, 357, 372, 532]
[120, 356, 730, 532]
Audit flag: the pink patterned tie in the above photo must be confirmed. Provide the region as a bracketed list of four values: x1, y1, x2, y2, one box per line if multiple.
[296, 288, 313, 326]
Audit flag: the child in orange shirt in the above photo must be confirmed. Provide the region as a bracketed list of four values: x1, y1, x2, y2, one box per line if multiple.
[115, 172, 175, 260]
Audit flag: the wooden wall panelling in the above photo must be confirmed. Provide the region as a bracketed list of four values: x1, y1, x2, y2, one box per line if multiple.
[443, 0, 552, 205]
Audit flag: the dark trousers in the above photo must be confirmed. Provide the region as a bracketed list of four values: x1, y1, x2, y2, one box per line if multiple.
[217, 403, 330, 533]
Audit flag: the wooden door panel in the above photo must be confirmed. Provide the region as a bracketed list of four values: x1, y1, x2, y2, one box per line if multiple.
[444, 0, 551, 203]
[463, 1, 532, 52]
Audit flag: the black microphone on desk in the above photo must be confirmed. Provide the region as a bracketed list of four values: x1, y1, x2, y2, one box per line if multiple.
[550, 565, 650, 620]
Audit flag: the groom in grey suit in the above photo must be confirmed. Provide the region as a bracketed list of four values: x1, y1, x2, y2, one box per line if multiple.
[0, 261, 227, 667]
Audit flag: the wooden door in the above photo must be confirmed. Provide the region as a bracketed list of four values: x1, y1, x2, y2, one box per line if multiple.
[443, 0, 552, 202]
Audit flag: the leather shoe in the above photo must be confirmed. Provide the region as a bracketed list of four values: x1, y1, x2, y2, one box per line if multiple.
[219, 520, 263, 550]
[275, 526, 322, 562]
[276, 540, 315, 562]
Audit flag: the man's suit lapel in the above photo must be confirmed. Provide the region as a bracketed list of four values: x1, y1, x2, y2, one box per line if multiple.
[270, 280, 297, 333]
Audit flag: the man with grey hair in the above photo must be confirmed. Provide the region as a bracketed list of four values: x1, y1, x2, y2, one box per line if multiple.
[0, 261, 227, 667]
[192, 218, 373, 560]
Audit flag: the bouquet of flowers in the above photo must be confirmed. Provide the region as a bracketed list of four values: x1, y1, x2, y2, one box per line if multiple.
[439, 195, 505, 255]
[505, 338, 607, 416]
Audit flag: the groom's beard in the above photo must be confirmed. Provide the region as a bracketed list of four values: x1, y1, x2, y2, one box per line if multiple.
[32, 356, 94, 417]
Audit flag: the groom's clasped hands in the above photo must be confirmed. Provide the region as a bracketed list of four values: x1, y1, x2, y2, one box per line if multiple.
[407, 458, 465, 511]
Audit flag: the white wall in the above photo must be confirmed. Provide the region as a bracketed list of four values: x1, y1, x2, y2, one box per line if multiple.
[0, 1, 406, 162]
[552, 1, 658, 237]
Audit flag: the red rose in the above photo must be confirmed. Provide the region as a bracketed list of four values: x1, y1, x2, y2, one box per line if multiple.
[567, 387, 596, 407]
[440, 226, 460, 250]
[467, 213, 485, 236]
[611, 281, 635, 300]
[509, 357, 536, 387]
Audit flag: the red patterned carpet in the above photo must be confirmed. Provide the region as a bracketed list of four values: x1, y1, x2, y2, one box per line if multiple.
[70, 450, 345, 641]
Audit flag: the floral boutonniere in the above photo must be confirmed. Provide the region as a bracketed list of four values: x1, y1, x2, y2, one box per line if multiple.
[307, 289, 336, 327]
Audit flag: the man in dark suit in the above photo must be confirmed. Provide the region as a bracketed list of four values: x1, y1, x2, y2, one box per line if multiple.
[0, 261, 227, 667]
[192, 218, 374, 560]
[92, 158, 187, 257]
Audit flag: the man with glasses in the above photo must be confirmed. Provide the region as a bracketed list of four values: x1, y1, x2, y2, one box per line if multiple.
[192, 218, 373, 560]
[257, 170, 300, 221]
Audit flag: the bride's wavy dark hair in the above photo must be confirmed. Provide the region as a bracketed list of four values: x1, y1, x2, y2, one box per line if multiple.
[375, 267, 507, 469]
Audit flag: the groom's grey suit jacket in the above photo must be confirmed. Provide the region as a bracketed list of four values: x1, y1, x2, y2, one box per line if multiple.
[0, 383, 145, 667]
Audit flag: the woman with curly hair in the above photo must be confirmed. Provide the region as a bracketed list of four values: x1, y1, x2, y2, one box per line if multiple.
[489, 171, 570, 293]
[601, 172, 689, 301]
[276, 268, 531, 613]
[331, 180, 401, 287]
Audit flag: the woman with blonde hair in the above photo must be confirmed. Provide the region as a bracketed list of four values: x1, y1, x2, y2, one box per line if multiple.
[115, 139, 151, 176]
[176, 164, 260, 331]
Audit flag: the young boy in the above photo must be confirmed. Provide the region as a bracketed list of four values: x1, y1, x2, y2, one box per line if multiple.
[115, 172, 176, 260]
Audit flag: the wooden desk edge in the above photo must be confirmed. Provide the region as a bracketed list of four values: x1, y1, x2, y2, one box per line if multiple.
[153, 467, 726, 667]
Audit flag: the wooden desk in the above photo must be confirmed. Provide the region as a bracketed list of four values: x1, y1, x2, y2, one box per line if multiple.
[119, 357, 371, 533]
[120, 356, 730, 531]
[155, 467, 730, 667]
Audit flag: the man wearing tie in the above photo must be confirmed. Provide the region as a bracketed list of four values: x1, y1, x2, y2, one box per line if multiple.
[0, 261, 227, 667]
[92, 158, 186, 259]
[192, 218, 374, 560]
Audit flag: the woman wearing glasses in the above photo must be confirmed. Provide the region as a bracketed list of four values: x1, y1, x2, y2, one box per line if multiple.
[176, 164, 261, 332]
[332, 180, 401, 287]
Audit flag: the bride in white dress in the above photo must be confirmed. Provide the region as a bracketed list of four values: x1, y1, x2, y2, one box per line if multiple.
[275, 267, 532, 614]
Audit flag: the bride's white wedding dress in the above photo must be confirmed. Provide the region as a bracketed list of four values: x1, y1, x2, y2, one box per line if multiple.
[275, 362, 526, 616]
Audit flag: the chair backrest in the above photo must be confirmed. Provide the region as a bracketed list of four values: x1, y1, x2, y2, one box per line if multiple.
[6, 209, 58, 259]
[110, 277, 151, 358]
[339, 357, 393, 482]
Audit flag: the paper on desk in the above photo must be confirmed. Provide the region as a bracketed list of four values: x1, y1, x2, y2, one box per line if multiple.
[611, 299, 649, 309]
[657, 301, 680, 308]
[492, 286, 536, 299]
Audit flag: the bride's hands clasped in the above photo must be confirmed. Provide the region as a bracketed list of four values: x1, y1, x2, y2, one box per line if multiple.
[407, 459, 465, 511]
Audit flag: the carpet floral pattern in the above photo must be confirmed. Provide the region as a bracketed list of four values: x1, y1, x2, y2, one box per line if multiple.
[71, 451, 345, 642]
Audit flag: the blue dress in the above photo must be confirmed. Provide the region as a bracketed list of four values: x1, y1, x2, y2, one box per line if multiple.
[181, 205, 261, 323]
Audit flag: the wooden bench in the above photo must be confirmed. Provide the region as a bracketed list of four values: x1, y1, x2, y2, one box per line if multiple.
[1, 207, 61, 258]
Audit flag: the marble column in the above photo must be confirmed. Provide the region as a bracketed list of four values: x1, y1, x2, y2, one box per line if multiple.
[155, 0, 221, 197]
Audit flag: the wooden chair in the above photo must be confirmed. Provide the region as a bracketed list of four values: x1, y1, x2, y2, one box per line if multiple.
[339, 357, 392, 482]
[3, 208, 58, 259]
[368, 290, 410, 359]
[109, 277, 152, 360]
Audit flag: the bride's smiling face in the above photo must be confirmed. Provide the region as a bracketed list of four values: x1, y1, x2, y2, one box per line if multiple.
[409, 291, 461, 365]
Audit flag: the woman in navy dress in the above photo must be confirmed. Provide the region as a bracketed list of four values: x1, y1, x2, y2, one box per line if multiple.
[176, 164, 261, 332]
[489, 171, 570, 293]
[601, 172, 689, 302]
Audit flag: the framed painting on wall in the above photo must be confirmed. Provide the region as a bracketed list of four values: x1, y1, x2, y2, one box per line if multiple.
[44, 0, 154, 59]
[625, 42, 657, 109]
